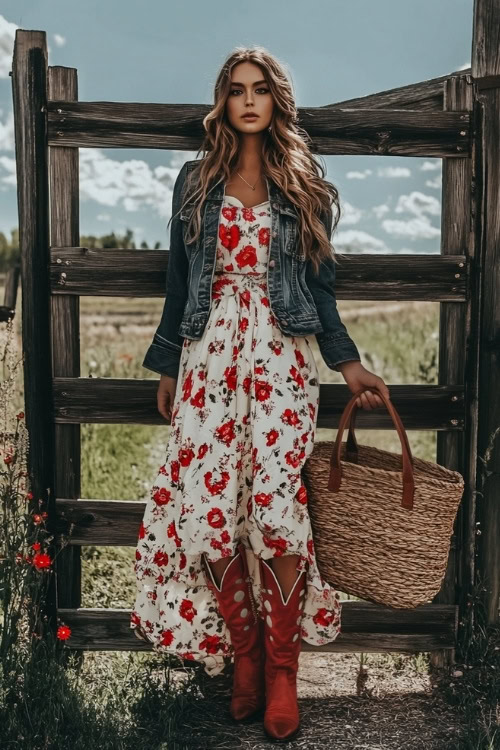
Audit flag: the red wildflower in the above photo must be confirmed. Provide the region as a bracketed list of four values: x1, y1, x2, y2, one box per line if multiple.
[56, 625, 71, 640]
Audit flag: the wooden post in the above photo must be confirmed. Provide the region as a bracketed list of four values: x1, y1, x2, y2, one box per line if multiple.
[48, 66, 83, 665]
[431, 73, 478, 669]
[11, 31, 56, 632]
[471, 0, 500, 625]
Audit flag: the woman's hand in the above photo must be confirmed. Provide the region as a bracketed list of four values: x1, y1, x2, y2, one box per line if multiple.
[336, 361, 390, 409]
[157, 374, 177, 421]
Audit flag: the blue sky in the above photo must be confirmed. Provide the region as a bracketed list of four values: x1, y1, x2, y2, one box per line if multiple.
[0, 1, 473, 253]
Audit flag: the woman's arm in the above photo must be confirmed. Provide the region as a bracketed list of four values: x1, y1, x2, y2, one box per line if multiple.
[142, 162, 189, 379]
[305, 205, 361, 372]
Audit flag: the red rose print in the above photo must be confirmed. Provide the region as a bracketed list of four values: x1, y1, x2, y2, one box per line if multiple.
[179, 598, 197, 622]
[153, 487, 172, 506]
[182, 369, 193, 401]
[255, 492, 272, 507]
[254, 379, 273, 402]
[224, 365, 237, 391]
[285, 448, 306, 469]
[263, 535, 289, 556]
[170, 460, 180, 482]
[312, 608, 337, 628]
[215, 419, 236, 446]
[167, 521, 182, 547]
[191, 387, 206, 408]
[153, 550, 169, 567]
[296, 485, 308, 505]
[235, 245, 257, 269]
[160, 629, 174, 646]
[199, 634, 223, 654]
[242, 207, 256, 222]
[178, 447, 195, 467]
[138, 522, 146, 539]
[198, 443, 209, 459]
[295, 348, 305, 368]
[219, 223, 240, 251]
[204, 470, 230, 496]
[289, 365, 305, 389]
[258, 226, 270, 246]
[221, 205, 238, 222]
[265, 429, 279, 446]
[281, 408, 303, 428]
[207, 507, 226, 528]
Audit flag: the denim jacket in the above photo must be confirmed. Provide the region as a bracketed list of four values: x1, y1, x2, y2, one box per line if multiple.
[143, 159, 361, 379]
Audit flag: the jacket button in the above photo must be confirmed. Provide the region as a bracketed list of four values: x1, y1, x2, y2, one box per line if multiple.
[269, 259, 275, 268]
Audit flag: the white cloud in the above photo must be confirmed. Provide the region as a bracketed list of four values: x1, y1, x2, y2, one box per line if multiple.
[346, 169, 372, 180]
[380, 190, 440, 241]
[0, 154, 16, 189]
[0, 109, 14, 151]
[425, 174, 441, 189]
[338, 200, 363, 225]
[79, 148, 198, 219]
[420, 159, 441, 171]
[53, 34, 66, 47]
[96, 213, 112, 222]
[372, 203, 390, 220]
[0, 15, 17, 79]
[334, 229, 390, 254]
[377, 166, 411, 178]
[394, 190, 441, 217]
[381, 216, 440, 240]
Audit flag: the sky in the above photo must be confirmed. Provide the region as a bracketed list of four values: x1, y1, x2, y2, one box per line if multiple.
[0, 1, 473, 253]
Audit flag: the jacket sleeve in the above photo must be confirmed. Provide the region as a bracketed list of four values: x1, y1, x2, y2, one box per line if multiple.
[305, 205, 361, 372]
[142, 162, 189, 378]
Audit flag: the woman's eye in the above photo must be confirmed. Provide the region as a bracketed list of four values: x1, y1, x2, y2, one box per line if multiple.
[230, 87, 270, 95]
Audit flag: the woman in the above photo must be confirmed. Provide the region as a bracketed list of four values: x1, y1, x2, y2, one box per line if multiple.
[131, 46, 389, 742]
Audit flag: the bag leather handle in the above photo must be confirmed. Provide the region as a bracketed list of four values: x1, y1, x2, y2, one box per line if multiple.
[327, 386, 415, 510]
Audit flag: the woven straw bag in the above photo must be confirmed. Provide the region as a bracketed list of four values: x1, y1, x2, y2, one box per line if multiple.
[301, 387, 465, 609]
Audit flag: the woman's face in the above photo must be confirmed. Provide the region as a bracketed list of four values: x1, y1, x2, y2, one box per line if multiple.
[225, 61, 274, 134]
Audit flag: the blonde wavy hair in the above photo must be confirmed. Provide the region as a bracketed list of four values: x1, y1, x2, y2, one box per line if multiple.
[170, 45, 342, 274]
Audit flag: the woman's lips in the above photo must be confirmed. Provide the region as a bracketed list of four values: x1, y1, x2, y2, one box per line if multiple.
[242, 114, 258, 119]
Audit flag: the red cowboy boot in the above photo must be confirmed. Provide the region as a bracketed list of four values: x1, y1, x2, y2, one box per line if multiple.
[202, 543, 265, 721]
[258, 556, 307, 741]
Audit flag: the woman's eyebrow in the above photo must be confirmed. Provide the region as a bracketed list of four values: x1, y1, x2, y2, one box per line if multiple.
[230, 80, 268, 87]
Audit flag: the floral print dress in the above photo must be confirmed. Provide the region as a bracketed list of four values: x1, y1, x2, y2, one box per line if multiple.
[131, 190, 342, 676]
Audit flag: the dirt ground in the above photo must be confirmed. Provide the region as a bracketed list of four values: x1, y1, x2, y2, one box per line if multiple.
[166, 651, 468, 750]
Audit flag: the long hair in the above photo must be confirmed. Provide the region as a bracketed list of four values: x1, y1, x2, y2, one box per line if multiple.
[169, 45, 342, 274]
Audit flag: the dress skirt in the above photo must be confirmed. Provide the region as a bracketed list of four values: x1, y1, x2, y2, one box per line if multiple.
[130, 194, 342, 676]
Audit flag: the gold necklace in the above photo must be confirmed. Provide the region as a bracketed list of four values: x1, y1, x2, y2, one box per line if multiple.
[236, 171, 260, 191]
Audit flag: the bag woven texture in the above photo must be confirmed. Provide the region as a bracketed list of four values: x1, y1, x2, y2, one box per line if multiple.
[301, 387, 465, 609]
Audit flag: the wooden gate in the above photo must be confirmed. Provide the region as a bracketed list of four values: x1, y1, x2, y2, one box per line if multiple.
[10, 0, 500, 667]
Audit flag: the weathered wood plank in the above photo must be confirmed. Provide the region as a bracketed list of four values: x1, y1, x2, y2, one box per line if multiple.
[49, 249, 468, 301]
[57, 604, 458, 651]
[51, 381, 465, 428]
[322, 69, 471, 111]
[47, 103, 471, 156]
[53, 497, 458, 550]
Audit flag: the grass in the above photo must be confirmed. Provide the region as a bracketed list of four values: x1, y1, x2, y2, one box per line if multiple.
[0, 284, 498, 748]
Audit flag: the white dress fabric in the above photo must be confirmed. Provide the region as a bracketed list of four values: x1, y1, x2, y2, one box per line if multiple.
[131, 190, 343, 676]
